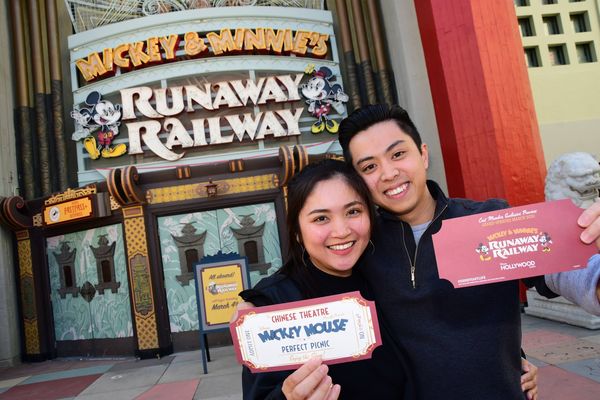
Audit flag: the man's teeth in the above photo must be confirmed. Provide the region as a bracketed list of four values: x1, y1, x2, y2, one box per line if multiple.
[328, 242, 354, 251]
[386, 183, 408, 196]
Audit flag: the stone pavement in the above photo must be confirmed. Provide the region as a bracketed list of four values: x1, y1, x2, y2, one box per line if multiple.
[521, 313, 600, 399]
[0, 313, 599, 399]
[0, 346, 241, 400]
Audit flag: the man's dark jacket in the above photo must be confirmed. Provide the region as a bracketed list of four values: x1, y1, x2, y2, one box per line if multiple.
[360, 180, 556, 400]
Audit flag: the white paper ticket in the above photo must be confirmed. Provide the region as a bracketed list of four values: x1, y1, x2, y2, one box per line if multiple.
[229, 291, 381, 372]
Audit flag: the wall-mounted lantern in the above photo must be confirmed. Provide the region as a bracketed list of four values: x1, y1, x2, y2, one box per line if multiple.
[206, 179, 218, 198]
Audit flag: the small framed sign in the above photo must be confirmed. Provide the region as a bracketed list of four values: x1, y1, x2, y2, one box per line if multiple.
[193, 252, 251, 373]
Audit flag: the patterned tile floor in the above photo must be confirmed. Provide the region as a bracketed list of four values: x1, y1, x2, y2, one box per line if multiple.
[0, 346, 240, 400]
[0, 314, 598, 399]
[521, 314, 600, 399]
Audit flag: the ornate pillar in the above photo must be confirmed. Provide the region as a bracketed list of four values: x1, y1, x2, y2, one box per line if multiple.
[108, 166, 161, 356]
[8, 1, 35, 199]
[16, 230, 40, 356]
[0, 197, 44, 359]
[414, 0, 546, 205]
[122, 205, 159, 352]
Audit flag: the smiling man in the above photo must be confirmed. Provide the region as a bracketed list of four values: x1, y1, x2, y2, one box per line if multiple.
[338, 103, 600, 400]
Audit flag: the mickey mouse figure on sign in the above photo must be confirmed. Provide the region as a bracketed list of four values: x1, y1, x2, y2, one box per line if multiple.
[475, 242, 492, 261]
[70, 91, 127, 159]
[301, 65, 349, 134]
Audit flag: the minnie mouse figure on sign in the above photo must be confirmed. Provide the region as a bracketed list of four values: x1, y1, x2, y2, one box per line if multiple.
[301, 65, 349, 134]
[70, 91, 127, 159]
[539, 232, 553, 252]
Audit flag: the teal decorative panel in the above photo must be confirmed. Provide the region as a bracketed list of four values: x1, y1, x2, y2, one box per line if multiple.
[216, 204, 282, 286]
[46, 224, 133, 341]
[158, 211, 216, 333]
[158, 202, 282, 333]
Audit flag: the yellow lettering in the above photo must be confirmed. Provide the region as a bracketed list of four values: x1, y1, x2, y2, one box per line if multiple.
[265, 28, 285, 53]
[233, 28, 245, 50]
[184, 31, 207, 56]
[244, 28, 266, 50]
[101, 48, 114, 72]
[75, 52, 107, 81]
[114, 43, 130, 68]
[128, 41, 150, 67]
[293, 31, 311, 55]
[160, 34, 179, 59]
[206, 29, 239, 55]
[146, 37, 161, 62]
[311, 33, 329, 57]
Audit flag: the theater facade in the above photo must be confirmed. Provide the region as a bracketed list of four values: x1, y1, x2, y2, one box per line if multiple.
[2, 0, 582, 362]
[1, 2, 399, 360]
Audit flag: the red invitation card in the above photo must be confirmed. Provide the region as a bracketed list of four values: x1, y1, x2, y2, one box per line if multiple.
[433, 200, 596, 288]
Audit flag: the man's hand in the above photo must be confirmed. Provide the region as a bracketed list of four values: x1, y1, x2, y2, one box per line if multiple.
[578, 200, 600, 249]
[521, 358, 538, 400]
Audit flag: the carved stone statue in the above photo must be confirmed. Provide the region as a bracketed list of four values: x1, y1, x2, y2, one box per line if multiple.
[545, 152, 600, 208]
[526, 151, 600, 329]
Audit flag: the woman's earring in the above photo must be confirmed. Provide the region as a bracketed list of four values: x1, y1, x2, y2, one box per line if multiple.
[369, 240, 375, 255]
[301, 245, 307, 267]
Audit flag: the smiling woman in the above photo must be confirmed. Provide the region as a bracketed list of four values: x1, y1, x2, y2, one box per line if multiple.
[238, 159, 414, 400]
[296, 176, 370, 277]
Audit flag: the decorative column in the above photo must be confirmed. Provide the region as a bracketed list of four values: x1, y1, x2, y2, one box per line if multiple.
[0, 197, 41, 359]
[122, 205, 159, 352]
[26, 0, 52, 196]
[414, 0, 546, 205]
[8, 1, 35, 199]
[108, 166, 161, 356]
[16, 230, 40, 356]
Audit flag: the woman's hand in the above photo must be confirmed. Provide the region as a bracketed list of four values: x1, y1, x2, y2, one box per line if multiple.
[230, 301, 255, 322]
[282, 357, 341, 400]
[521, 358, 538, 400]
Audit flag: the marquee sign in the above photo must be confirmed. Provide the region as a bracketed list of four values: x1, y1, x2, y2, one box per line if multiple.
[76, 28, 330, 82]
[71, 67, 348, 161]
[68, 8, 343, 184]
[121, 73, 303, 162]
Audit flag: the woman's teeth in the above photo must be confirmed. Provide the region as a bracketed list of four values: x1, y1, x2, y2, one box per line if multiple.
[328, 242, 354, 251]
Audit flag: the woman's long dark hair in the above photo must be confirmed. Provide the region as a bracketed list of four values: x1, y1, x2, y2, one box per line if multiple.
[278, 159, 376, 287]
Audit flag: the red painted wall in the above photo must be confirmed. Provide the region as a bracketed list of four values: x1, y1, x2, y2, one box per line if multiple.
[414, 0, 546, 206]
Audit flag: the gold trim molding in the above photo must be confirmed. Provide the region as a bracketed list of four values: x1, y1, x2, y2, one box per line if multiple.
[110, 196, 121, 211]
[44, 187, 97, 205]
[146, 174, 280, 205]
[32, 213, 42, 227]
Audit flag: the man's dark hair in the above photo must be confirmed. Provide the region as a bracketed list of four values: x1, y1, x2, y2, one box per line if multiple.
[338, 104, 423, 165]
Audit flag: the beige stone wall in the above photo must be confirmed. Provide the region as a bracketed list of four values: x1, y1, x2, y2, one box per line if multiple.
[0, 1, 22, 367]
[538, 118, 600, 165]
[379, 0, 448, 193]
[516, 0, 600, 166]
